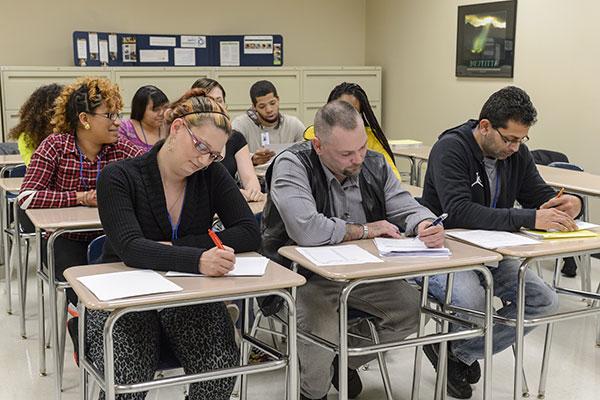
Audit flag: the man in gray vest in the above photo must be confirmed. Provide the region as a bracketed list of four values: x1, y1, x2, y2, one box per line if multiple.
[261, 100, 445, 400]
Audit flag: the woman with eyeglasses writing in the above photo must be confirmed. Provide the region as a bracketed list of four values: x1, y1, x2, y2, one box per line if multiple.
[18, 77, 143, 314]
[93, 88, 260, 399]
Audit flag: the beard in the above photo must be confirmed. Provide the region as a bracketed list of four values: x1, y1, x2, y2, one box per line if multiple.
[342, 164, 362, 177]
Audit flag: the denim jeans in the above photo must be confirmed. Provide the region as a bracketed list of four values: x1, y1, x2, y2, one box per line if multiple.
[422, 258, 559, 365]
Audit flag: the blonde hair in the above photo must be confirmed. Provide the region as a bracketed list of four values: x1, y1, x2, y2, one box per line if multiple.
[51, 77, 123, 133]
[165, 88, 231, 136]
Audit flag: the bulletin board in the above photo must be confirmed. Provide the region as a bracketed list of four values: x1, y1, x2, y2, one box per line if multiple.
[72, 31, 283, 67]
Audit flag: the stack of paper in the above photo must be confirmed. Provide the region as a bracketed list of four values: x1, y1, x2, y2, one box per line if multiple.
[77, 270, 183, 301]
[446, 230, 539, 249]
[166, 256, 270, 277]
[389, 139, 423, 149]
[521, 221, 600, 240]
[374, 237, 451, 257]
[296, 245, 383, 266]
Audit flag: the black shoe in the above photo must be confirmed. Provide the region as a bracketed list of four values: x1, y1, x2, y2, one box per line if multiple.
[300, 395, 327, 400]
[466, 360, 481, 384]
[561, 257, 577, 277]
[67, 317, 79, 366]
[423, 344, 472, 399]
[332, 355, 363, 399]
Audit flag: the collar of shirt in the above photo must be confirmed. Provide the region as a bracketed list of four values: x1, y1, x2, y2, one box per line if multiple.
[64, 132, 112, 160]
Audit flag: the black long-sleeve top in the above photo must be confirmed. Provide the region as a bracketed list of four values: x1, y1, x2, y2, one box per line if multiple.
[97, 141, 261, 273]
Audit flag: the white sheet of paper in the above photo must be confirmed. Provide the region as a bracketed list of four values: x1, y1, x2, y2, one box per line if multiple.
[446, 230, 540, 249]
[139, 49, 169, 63]
[77, 38, 87, 59]
[77, 270, 182, 301]
[220, 41, 240, 66]
[108, 34, 117, 53]
[174, 48, 195, 66]
[244, 35, 273, 54]
[88, 33, 99, 55]
[296, 245, 383, 266]
[99, 40, 109, 63]
[181, 35, 206, 48]
[374, 237, 451, 256]
[150, 36, 176, 47]
[166, 257, 269, 277]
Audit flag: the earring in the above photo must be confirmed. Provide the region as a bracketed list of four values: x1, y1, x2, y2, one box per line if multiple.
[84, 123, 91, 130]
[168, 137, 175, 152]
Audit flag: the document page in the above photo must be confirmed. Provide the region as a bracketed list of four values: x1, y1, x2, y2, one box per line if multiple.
[78, 270, 182, 301]
[296, 245, 383, 266]
[447, 230, 539, 249]
[166, 256, 270, 277]
[374, 237, 451, 256]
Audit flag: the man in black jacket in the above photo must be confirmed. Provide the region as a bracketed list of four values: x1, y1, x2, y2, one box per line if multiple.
[421, 86, 581, 399]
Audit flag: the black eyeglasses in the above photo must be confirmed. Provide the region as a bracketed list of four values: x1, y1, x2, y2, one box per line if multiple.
[493, 128, 529, 145]
[90, 112, 122, 121]
[182, 122, 224, 162]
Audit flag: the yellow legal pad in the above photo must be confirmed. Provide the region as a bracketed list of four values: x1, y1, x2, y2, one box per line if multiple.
[521, 229, 599, 240]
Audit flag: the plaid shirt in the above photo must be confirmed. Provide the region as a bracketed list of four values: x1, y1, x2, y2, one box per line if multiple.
[18, 133, 143, 240]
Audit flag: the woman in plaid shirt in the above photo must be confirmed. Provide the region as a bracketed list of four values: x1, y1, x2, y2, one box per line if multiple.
[18, 77, 143, 307]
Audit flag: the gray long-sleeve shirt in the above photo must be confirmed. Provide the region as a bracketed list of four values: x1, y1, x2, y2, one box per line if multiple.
[270, 151, 436, 246]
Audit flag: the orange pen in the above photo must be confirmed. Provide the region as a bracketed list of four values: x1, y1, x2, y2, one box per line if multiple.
[207, 229, 225, 249]
[556, 187, 565, 199]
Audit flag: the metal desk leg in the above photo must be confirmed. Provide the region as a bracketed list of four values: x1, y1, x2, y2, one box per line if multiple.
[2, 187, 11, 314]
[480, 267, 494, 400]
[47, 230, 64, 400]
[281, 290, 298, 400]
[435, 273, 454, 400]
[36, 228, 47, 376]
[339, 284, 350, 400]
[411, 276, 430, 400]
[239, 297, 250, 400]
[13, 199, 26, 338]
[514, 259, 530, 400]
[78, 303, 88, 400]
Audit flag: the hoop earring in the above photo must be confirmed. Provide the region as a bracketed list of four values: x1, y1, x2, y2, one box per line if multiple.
[168, 137, 175, 152]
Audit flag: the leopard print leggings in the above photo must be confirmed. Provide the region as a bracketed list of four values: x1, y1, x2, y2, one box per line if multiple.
[85, 302, 239, 400]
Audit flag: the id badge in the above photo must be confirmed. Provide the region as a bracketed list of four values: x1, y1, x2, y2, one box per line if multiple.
[261, 131, 270, 146]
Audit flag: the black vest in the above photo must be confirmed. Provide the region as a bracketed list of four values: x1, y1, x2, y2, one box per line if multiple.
[259, 141, 388, 277]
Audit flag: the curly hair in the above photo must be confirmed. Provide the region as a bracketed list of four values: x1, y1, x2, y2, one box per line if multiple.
[8, 83, 63, 150]
[165, 88, 231, 136]
[51, 77, 123, 134]
[479, 86, 538, 129]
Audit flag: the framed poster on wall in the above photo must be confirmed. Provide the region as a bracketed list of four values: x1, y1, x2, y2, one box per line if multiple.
[456, 0, 517, 78]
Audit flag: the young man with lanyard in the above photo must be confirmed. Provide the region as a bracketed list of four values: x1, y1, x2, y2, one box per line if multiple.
[261, 100, 445, 400]
[421, 86, 581, 399]
[232, 80, 305, 166]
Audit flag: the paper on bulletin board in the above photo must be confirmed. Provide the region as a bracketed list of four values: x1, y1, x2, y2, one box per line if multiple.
[88, 33, 99, 60]
[140, 49, 169, 63]
[150, 36, 176, 47]
[122, 36, 137, 63]
[99, 40, 109, 64]
[180, 35, 206, 48]
[174, 48, 195, 66]
[220, 41, 240, 66]
[244, 35, 273, 54]
[108, 34, 118, 60]
[77, 38, 87, 60]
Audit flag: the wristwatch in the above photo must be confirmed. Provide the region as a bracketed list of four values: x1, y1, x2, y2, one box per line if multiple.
[361, 224, 369, 239]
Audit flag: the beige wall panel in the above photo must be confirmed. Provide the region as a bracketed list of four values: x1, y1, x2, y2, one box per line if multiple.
[214, 69, 301, 107]
[114, 69, 211, 111]
[303, 102, 380, 127]
[302, 68, 381, 104]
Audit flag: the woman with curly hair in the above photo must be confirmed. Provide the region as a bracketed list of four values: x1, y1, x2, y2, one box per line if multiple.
[93, 87, 260, 399]
[18, 76, 143, 311]
[8, 83, 63, 165]
[118, 85, 169, 152]
[304, 82, 401, 180]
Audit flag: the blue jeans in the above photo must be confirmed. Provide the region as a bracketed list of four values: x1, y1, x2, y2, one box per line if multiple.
[422, 258, 559, 365]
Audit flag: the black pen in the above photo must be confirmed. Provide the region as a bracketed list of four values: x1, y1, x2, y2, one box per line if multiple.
[431, 213, 448, 226]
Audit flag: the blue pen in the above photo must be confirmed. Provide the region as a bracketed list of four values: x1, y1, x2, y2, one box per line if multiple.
[431, 213, 448, 226]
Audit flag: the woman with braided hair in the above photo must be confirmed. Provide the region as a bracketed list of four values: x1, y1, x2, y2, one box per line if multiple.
[304, 82, 401, 180]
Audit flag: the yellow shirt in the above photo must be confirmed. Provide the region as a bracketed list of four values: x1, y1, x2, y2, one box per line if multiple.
[303, 125, 401, 181]
[17, 133, 35, 166]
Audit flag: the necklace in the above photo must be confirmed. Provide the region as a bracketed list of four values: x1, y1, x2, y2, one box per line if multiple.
[139, 122, 160, 147]
[166, 182, 186, 215]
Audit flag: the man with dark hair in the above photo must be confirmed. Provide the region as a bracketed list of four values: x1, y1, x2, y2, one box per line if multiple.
[421, 86, 579, 399]
[261, 100, 445, 400]
[232, 80, 305, 165]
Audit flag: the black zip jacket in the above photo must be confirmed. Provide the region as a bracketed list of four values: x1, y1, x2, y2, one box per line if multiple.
[421, 119, 558, 231]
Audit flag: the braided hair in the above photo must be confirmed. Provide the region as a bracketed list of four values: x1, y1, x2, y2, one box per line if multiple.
[327, 82, 395, 165]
